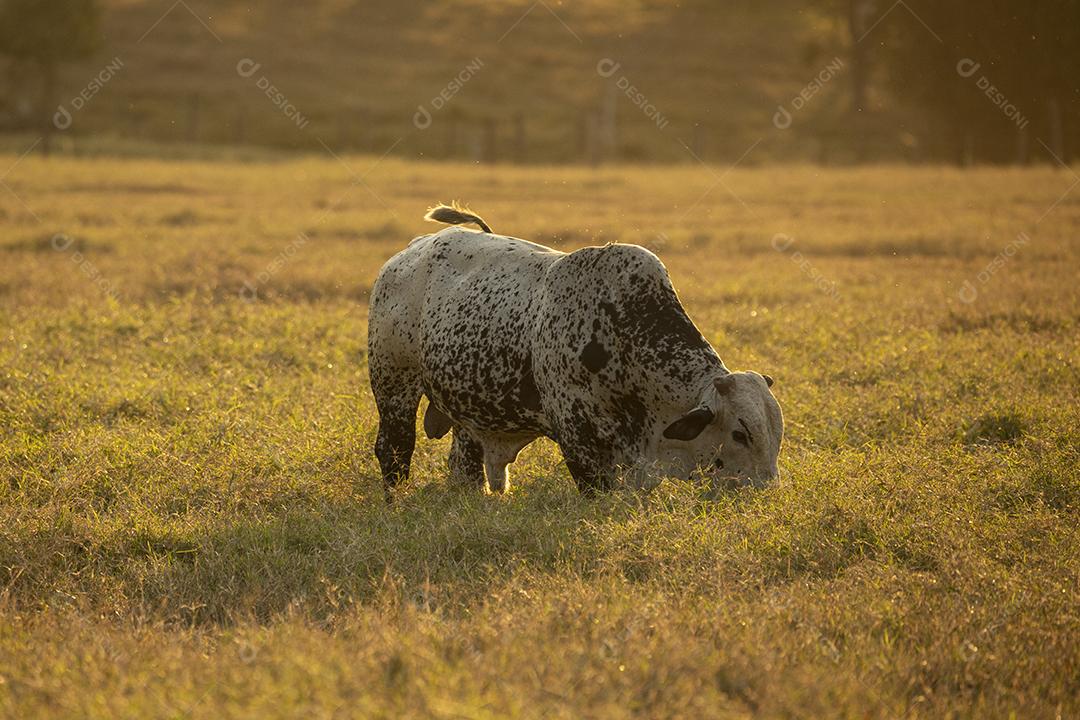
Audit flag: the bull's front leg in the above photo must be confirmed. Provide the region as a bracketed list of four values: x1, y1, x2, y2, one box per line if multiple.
[563, 457, 613, 495]
[484, 455, 510, 494]
[557, 433, 615, 495]
[480, 437, 536, 495]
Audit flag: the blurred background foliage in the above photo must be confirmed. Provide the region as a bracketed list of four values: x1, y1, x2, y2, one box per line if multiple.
[0, 0, 1077, 165]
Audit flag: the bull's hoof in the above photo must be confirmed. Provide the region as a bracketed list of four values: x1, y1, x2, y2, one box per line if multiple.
[484, 479, 509, 495]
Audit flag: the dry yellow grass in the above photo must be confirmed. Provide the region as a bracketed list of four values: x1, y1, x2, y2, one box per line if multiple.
[0, 150, 1078, 718]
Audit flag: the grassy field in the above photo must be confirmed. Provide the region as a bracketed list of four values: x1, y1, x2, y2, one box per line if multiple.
[0, 149, 1078, 718]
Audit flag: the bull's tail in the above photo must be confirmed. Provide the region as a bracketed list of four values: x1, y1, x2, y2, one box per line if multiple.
[424, 202, 492, 233]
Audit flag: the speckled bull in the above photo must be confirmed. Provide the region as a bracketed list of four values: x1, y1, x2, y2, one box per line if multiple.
[367, 204, 784, 498]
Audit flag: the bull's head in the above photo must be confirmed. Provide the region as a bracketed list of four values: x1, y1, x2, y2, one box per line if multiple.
[662, 371, 783, 489]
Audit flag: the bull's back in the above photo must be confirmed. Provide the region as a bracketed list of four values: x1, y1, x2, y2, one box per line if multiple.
[393, 229, 561, 435]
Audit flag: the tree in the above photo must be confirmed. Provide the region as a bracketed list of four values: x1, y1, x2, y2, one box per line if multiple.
[879, 0, 1080, 165]
[807, 0, 879, 160]
[808, 0, 1080, 164]
[0, 0, 102, 154]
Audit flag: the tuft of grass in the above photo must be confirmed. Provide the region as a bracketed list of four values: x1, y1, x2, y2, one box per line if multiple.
[963, 412, 1026, 446]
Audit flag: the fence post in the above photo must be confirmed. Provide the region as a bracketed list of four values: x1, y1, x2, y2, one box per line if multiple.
[601, 81, 617, 161]
[482, 117, 497, 163]
[359, 109, 372, 152]
[1046, 98, 1065, 166]
[1015, 125, 1029, 165]
[588, 110, 602, 166]
[234, 104, 246, 145]
[692, 123, 706, 160]
[186, 92, 201, 142]
[961, 133, 975, 167]
[336, 111, 349, 150]
[513, 111, 526, 163]
[577, 110, 589, 161]
[445, 108, 459, 158]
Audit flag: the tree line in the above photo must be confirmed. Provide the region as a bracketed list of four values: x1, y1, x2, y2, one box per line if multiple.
[825, 0, 1078, 164]
[1, 0, 1077, 164]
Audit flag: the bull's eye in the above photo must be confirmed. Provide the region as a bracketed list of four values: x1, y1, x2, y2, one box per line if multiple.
[732, 430, 750, 446]
[713, 458, 724, 470]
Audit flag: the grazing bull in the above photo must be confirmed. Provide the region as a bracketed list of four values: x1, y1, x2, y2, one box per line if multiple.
[367, 204, 783, 498]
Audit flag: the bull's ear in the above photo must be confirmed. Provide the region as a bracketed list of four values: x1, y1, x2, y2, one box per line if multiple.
[714, 374, 737, 396]
[762, 374, 774, 388]
[663, 406, 714, 441]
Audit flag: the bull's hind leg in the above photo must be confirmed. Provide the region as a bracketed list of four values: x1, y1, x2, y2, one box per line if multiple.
[371, 367, 422, 500]
[448, 427, 485, 487]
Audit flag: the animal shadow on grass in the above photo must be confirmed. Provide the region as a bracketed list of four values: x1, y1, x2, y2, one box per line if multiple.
[136, 481, 608, 627]
[135, 463, 791, 627]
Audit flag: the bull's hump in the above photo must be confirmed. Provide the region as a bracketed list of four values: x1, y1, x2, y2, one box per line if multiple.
[551, 241, 719, 383]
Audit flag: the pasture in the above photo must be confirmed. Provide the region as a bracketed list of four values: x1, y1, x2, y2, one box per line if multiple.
[0, 152, 1078, 718]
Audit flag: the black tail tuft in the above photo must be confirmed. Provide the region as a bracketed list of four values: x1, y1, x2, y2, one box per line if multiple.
[424, 202, 492, 233]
